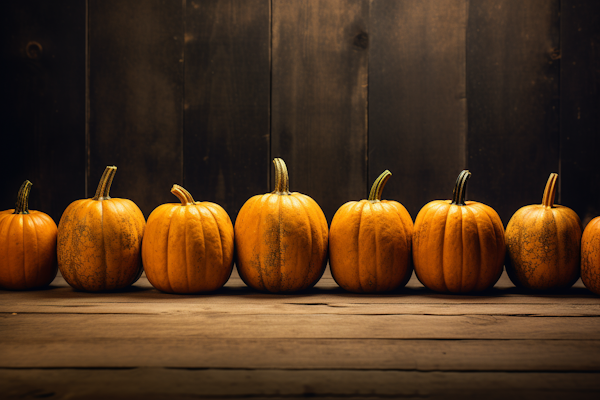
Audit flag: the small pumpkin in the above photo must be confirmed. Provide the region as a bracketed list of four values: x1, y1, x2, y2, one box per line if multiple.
[142, 184, 234, 293]
[234, 158, 328, 293]
[0, 181, 58, 290]
[329, 170, 413, 293]
[582, 217, 600, 295]
[57, 166, 145, 292]
[412, 170, 505, 293]
[505, 173, 581, 290]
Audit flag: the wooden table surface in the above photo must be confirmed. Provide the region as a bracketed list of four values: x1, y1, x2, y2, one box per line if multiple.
[2, 268, 600, 400]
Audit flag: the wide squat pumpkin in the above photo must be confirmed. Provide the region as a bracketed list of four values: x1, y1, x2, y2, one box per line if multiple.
[581, 217, 600, 295]
[329, 170, 413, 293]
[235, 158, 328, 293]
[0, 181, 58, 290]
[142, 184, 234, 293]
[57, 166, 145, 292]
[505, 173, 581, 291]
[413, 170, 505, 293]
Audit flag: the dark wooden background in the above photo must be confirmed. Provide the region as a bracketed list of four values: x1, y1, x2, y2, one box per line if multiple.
[1, 0, 599, 229]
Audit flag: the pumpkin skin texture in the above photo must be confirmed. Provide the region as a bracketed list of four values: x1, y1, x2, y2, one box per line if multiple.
[57, 166, 145, 292]
[413, 171, 505, 293]
[142, 185, 234, 294]
[235, 158, 328, 293]
[329, 170, 413, 293]
[582, 217, 600, 295]
[505, 173, 581, 291]
[0, 181, 58, 290]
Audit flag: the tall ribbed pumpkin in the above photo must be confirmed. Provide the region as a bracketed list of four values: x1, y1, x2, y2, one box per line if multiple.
[413, 170, 505, 293]
[57, 166, 145, 292]
[581, 217, 600, 295]
[0, 181, 58, 290]
[234, 158, 328, 293]
[142, 184, 234, 293]
[329, 170, 413, 293]
[505, 173, 581, 290]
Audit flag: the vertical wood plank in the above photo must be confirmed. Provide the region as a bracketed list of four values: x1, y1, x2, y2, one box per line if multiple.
[466, 0, 560, 224]
[0, 1, 85, 222]
[88, 0, 184, 218]
[271, 0, 369, 222]
[560, 1, 600, 227]
[183, 0, 270, 222]
[369, 0, 468, 218]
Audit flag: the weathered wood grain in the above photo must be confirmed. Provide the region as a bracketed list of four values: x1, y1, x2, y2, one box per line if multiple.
[560, 0, 600, 227]
[271, 0, 369, 221]
[88, 0, 184, 218]
[1, 272, 596, 307]
[1, 338, 600, 371]
[2, 312, 600, 340]
[4, 302, 599, 316]
[369, 0, 468, 218]
[0, 0, 85, 222]
[2, 369, 599, 400]
[183, 0, 270, 222]
[466, 0, 561, 225]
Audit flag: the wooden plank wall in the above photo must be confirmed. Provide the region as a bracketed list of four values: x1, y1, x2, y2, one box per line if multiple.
[0, 0, 85, 222]
[369, 0, 468, 218]
[561, 0, 600, 227]
[1, 0, 599, 228]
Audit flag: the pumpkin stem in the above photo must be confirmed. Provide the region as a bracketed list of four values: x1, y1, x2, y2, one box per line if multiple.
[14, 180, 33, 214]
[368, 170, 392, 202]
[92, 166, 117, 200]
[541, 173, 558, 208]
[451, 170, 471, 206]
[171, 184, 196, 205]
[273, 158, 290, 194]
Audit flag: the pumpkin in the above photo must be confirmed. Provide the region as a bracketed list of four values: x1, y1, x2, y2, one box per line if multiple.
[0, 180, 58, 290]
[142, 184, 234, 293]
[582, 217, 600, 295]
[329, 170, 413, 293]
[505, 173, 581, 290]
[57, 166, 145, 292]
[234, 158, 328, 293]
[412, 170, 505, 293]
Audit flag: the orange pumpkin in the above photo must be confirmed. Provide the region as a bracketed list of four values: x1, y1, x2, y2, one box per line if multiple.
[413, 170, 505, 293]
[142, 184, 234, 293]
[505, 173, 581, 290]
[57, 166, 145, 292]
[582, 217, 600, 295]
[234, 158, 328, 293]
[0, 181, 58, 290]
[329, 170, 413, 293]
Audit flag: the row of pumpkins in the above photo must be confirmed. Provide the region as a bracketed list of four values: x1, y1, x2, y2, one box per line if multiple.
[1, 159, 600, 295]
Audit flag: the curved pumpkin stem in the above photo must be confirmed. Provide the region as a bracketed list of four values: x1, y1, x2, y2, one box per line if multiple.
[451, 170, 471, 206]
[171, 184, 196, 205]
[273, 158, 290, 194]
[14, 180, 33, 214]
[541, 173, 558, 208]
[92, 166, 117, 201]
[368, 170, 392, 202]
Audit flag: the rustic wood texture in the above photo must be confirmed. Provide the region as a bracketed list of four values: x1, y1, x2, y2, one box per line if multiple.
[2, 2, 600, 397]
[88, 0, 184, 218]
[560, 0, 600, 227]
[2, 369, 599, 400]
[1, 269, 600, 398]
[369, 0, 468, 218]
[466, 0, 561, 225]
[0, 0, 85, 222]
[271, 0, 369, 221]
[183, 0, 270, 222]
